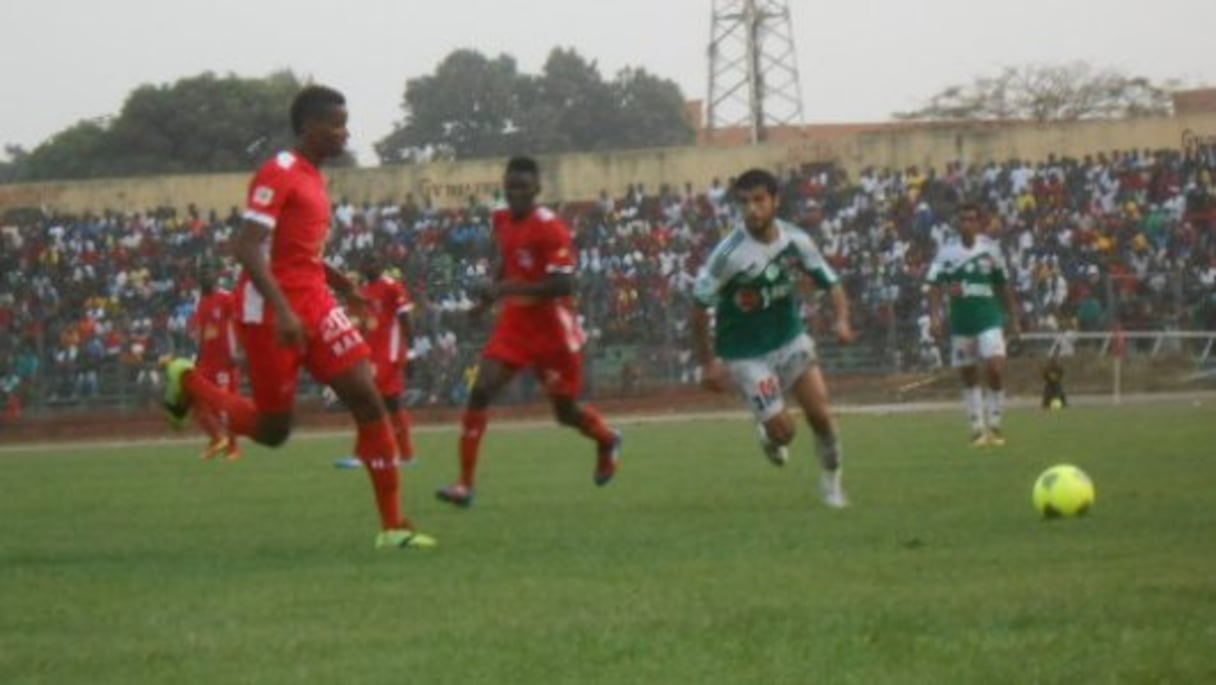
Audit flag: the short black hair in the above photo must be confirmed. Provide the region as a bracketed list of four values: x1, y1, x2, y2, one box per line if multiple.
[290, 85, 346, 136]
[732, 168, 779, 196]
[505, 156, 540, 177]
[958, 200, 982, 217]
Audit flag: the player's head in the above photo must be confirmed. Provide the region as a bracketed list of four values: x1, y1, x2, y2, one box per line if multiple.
[503, 156, 541, 217]
[199, 265, 217, 293]
[290, 85, 349, 160]
[958, 201, 982, 242]
[360, 252, 383, 282]
[733, 168, 780, 235]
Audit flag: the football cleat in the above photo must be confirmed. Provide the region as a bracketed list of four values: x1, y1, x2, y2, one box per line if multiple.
[161, 357, 195, 430]
[374, 529, 438, 550]
[201, 437, 230, 461]
[594, 431, 622, 486]
[758, 424, 789, 467]
[820, 470, 850, 509]
[436, 483, 475, 508]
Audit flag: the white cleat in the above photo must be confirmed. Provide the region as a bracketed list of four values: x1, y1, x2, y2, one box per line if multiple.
[757, 424, 789, 467]
[820, 470, 849, 509]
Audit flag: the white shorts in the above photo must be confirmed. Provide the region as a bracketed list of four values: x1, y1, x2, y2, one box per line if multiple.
[726, 333, 818, 422]
[951, 328, 1006, 368]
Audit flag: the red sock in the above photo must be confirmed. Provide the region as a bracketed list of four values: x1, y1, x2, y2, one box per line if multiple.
[194, 406, 222, 441]
[183, 371, 257, 437]
[575, 404, 615, 446]
[357, 419, 409, 531]
[391, 409, 414, 461]
[459, 409, 488, 489]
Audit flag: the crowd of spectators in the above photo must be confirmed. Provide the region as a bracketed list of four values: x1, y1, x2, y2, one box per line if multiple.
[2, 144, 1215, 420]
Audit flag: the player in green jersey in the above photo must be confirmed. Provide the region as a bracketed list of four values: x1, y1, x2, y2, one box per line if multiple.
[692, 169, 857, 508]
[927, 202, 1022, 447]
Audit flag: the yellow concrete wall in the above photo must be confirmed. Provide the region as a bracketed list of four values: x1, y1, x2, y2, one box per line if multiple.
[5, 113, 1216, 215]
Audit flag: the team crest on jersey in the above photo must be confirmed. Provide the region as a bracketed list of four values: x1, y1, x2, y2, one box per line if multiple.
[765, 263, 781, 281]
[978, 257, 992, 275]
[252, 186, 275, 207]
[735, 289, 761, 312]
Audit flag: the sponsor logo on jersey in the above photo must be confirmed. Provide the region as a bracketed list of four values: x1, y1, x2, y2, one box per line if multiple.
[252, 186, 275, 207]
[735, 288, 761, 312]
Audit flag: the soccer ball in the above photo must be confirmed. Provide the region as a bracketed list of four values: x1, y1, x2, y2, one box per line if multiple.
[1032, 464, 1095, 518]
[1049, 398, 1064, 410]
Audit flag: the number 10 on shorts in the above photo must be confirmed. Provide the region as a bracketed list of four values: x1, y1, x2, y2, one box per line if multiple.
[751, 375, 781, 414]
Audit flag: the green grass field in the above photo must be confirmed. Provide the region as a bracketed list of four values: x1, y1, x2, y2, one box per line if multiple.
[2, 403, 1215, 684]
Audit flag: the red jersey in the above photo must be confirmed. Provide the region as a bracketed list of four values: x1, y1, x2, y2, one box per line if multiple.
[492, 206, 585, 351]
[194, 289, 237, 368]
[360, 275, 413, 366]
[239, 151, 331, 300]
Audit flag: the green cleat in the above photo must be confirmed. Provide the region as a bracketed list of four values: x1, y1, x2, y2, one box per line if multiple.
[161, 357, 195, 430]
[375, 529, 438, 550]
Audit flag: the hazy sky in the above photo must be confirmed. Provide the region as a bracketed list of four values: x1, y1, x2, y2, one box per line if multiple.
[3, 0, 1215, 164]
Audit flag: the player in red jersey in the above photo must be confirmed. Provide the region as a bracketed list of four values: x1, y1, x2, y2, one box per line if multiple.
[334, 254, 416, 469]
[191, 266, 241, 461]
[436, 156, 622, 507]
[161, 86, 435, 550]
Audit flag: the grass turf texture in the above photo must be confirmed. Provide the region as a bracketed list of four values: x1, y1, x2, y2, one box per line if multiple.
[2, 404, 1214, 684]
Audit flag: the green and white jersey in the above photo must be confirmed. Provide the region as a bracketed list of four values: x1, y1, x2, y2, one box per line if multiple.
[694, 220, 837, 360]
[926, 235, 1009, 336]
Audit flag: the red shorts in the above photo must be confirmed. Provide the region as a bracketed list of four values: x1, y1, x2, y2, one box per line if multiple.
[370, 358, 405, 398]
[196, 362, 239, 393]
[237, 290, 370, 413]
[483, 327, 583, 397]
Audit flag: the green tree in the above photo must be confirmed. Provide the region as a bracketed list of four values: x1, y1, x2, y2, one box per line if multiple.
[375, 50, 524, 163]
[612, 67, 696, 149]
[896, 62, 1176, 123]
[377, 47, 694, 163]
[12, 71, 306, 181]
[0, 145, 29, 183]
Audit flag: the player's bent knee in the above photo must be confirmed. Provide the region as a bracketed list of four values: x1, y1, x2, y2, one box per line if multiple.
[552, 399, 580, 426]
[256, 415, 293, 447]
[765, 415, 795, 446]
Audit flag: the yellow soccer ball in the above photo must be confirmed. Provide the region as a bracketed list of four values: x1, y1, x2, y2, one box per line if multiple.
[1033, 464, 1095, 518]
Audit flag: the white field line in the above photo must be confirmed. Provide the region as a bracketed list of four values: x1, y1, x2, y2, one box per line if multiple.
[0, 391, 1211, 456]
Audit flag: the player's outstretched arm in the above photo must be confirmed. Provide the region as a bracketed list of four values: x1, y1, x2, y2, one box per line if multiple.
[324, 262, 368, 319]
[998, 282, 1022, 337]
[232, 221, 304, 350]
[692, 306, 727, 392]
[927, 285, 945, 341]
[828, 284, 857, 343]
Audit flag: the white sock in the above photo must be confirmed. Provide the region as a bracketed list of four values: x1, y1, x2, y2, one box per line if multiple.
[964, 386, 984, 433]
[986, 389, 1005, 429]
[815, 432, 841, 472]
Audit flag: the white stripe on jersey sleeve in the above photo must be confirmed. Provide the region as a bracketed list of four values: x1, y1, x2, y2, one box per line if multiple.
[242, 209, 277, 229]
